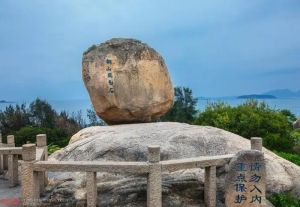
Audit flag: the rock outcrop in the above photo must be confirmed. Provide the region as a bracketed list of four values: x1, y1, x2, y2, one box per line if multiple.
[82, 38, 174, 125]
[43, 122, 300, 207]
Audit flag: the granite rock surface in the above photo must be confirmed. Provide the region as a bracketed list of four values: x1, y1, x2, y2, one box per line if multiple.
[82, 38, 174, 125]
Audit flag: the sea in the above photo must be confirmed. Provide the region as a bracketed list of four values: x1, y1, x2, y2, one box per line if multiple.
[0, 98, 300, 118]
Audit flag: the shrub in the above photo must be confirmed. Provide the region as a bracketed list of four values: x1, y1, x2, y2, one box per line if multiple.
[268, 192, 300, 207]
[274, 151, 300, 166]
[291, 129, 300, 153]
[193, 100, 296, 152]
[13, 126, 70, 147]
[48, 144, 61, 154]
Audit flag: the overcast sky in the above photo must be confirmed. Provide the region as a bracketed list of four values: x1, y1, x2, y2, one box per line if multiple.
[0, 0, 300, 101]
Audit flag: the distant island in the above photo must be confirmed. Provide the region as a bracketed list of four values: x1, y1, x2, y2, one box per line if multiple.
[263, 89, 300, 98]
[236, 89, 300, 100]
[0, 100, 14, 103]
[237, 94, 277, 99]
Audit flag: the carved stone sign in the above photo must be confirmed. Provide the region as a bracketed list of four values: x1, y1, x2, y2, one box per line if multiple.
[225, 150, 266, 207]
[105, 57, 114, 94]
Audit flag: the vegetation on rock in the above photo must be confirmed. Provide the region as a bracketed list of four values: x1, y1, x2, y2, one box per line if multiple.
[274, 151, 300, 166]
[268, 192, 300, 207]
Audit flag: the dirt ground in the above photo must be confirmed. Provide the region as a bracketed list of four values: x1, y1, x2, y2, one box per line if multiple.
[0, 173, 21, 207]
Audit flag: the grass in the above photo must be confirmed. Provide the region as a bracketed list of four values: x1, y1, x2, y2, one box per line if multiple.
[274, 151, 300, 166]
[268, 192, 300, 207]
[48, 144, 61, 154]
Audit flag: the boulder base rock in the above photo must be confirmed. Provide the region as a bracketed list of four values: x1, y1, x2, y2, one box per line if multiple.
[82, 38, 174, 125]
[46, 123, 300, 207]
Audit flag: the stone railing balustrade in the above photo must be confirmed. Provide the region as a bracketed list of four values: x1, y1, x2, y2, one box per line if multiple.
[1, 133, 263, 207]
[0, 133, 48, 188]
[23, 146, 235, 207]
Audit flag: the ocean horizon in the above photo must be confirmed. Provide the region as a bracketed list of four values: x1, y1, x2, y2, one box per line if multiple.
[1, 97, 300, 118]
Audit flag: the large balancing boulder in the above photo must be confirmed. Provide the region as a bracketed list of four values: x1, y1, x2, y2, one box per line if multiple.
[82, 38, 174, 124]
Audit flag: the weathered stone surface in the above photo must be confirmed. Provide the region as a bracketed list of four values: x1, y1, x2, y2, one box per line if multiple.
[82, 38, 174, 125]
[147, 146, 162, 207]
[8, 154, 18, 187]
[293, 118, 300, 129]
[205, 166, 217, 207]
[86, 172, 97, 207]
[225, 150, 266, 207]
[21, 144, 39, 206]
[45, 122, 300, 206]
[7, 135, 15, 145]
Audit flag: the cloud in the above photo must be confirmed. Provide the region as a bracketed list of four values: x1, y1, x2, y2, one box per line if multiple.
[0, 0, 300, 99]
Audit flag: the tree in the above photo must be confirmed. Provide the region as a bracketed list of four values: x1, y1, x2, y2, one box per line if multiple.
[29, 98, 56, 128]
[55, 111, 83, 136]
[0, 104, 30, 134]
[71, 110, 86, 128]
[0, 98, 85, 147]
[87, 107, 106, 126]
[161, 87, 198, 123]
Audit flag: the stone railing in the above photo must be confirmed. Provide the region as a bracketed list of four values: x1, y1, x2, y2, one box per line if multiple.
[20, 137, 264, 207]
[0, 134, 20, 187]
[0, 133, 264, 207]
[0, 134, 48, 188]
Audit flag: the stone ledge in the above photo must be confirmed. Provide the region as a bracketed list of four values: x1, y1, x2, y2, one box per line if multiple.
[33, 160, 150, 173]
[0, 147, 22, 155]
[161, 154, 234, 172]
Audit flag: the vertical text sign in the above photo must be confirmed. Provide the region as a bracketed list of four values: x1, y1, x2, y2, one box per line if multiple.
[225, 150, 266, 207]
[105, 58, 114, 94]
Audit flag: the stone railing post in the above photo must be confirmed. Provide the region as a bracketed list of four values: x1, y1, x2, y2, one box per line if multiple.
[204, 165, 217, 207]
[7, 135, 15, 147]
[0, 133, 3, 172]
[147, 145, 162, 207]
[36, 134, 47, 149]
[2, 135, 14, 170]
[21, 144, 39, 206]
[86, 171, 97, 207]
[8, 153, 18, 187]
[251, 137, 262, 151]
[7, 135, 18, 186]
[36, 134, 48, 193]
